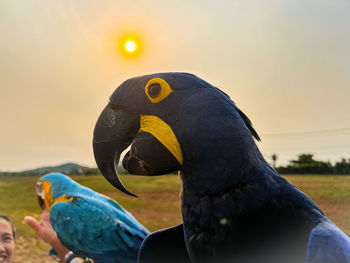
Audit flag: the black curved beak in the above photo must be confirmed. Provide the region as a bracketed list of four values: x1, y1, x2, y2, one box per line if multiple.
[36, 181, 47, 210]
[93, 104, 181, 197]
[38, 196, 46, 210]
[93, 105, 140, 197]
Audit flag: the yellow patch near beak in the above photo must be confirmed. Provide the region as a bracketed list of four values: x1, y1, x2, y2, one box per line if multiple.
[43, 181, 54, 210]
[42, 181, 73, 210]
[140, 114, 183, 165]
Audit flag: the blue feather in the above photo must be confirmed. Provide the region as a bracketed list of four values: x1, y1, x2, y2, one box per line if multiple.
[306, 219, 350, 263]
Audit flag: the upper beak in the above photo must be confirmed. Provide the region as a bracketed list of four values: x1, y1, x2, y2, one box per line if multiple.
[93, 105, 140, 197]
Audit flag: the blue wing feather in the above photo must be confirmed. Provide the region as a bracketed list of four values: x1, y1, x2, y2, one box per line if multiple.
[77, 186, 148, 235]
[306, 219, 350, 263]
[50, 195, 149, 263]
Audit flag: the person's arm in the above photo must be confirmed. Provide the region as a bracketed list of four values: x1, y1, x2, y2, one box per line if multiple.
[24, 210, 70, 262]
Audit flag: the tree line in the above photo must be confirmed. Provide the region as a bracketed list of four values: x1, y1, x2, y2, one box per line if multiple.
[2, 154, 350, 176]
[273, 153, 350, 174]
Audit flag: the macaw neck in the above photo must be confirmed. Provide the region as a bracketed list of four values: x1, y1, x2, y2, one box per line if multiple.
[177, 115, 273, 259]
[179, 145, 266, 199]
[177, 103, 266, 198]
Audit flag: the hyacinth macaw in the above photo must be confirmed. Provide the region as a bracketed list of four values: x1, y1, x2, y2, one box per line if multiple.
[36, 173, 149, 263]
[92, 72, 350, 263]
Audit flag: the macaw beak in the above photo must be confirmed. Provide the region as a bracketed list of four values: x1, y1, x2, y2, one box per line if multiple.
[36, 182, 47, 210]
[122, 130, 181, 176]
[93, 105, 140, 197]
[37, 196, 46, 210]
[93, 104, 181, 197]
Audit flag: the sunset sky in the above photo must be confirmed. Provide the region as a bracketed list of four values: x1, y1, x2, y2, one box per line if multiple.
[1, 0, 350, 171]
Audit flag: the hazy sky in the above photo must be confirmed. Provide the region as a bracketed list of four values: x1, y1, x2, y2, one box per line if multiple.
[1, 0, 350, 171]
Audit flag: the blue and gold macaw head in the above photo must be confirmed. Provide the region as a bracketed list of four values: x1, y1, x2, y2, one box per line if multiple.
[36, 173, 77, 210]
[93, 73, 260, 197]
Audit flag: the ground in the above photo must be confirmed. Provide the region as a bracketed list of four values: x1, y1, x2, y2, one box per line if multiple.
[0, 174, 349, 263]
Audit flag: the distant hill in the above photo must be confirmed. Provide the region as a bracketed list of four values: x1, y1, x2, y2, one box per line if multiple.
[0, 163, 101, 176]
[20, 163, 88, 175]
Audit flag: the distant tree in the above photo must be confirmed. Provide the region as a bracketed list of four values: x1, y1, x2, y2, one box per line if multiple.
[271, 153, 278, 169]
[334, 158, 350, 174]
[69, 167, 101, 176]
[277, 153, 333, 174]
[290, 153, 315, 165]
[68, 168, 83, 175]
[84, 167, 101, 175]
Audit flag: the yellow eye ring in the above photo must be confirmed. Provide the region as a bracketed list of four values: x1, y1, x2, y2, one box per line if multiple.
[145, 78, 174, 103]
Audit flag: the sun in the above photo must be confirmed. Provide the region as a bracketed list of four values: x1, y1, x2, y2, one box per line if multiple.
[125, 40, 136, 52]
[118, 34, 142, 58]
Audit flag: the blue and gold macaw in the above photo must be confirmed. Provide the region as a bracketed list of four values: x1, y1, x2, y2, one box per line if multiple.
[93, 72, 350, 263]
[36, 173, 149, 263]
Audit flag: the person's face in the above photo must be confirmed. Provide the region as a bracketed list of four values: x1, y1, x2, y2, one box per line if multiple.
[0, 219, 15, 263]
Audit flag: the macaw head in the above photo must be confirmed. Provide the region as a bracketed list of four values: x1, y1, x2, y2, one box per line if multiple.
[93, 72, 260, 196]
[36, 173, 77, 210]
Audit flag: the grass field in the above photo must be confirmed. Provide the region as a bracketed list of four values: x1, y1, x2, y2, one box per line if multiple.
[0, 174, 349, 263]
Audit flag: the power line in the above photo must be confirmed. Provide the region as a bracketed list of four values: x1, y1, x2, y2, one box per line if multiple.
[261, 127, 350, 137]
[264, 145, 350, 152]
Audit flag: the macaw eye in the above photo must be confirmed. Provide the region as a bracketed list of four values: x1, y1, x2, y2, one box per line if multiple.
[145, 77, 174, 103]
[148, 83, 161, 98]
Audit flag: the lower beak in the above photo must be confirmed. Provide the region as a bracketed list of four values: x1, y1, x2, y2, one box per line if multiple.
[122, 130, 180, 175]
[38, 196, 46, 210]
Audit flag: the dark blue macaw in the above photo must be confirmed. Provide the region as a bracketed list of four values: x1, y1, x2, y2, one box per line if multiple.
[36, 173, 149, 263]
[93, 73, 350, 263]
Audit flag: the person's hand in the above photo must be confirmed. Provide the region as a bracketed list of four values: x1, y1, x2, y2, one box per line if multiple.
[24, 210, 58, 245]
[25, 210, 70, 262]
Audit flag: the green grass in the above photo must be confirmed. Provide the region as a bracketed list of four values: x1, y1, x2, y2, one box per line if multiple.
[1, 174, 349, 262]
[286, 175, 350, 199]
[284, 175, 350, 237]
